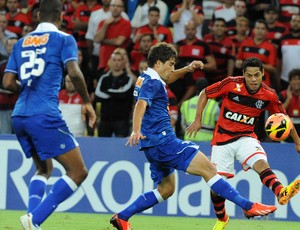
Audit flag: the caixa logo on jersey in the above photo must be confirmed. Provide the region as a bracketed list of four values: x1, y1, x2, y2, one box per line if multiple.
[224, 110, 255, 125]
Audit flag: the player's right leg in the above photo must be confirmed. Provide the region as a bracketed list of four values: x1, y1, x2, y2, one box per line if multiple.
[186, 150, 277, 218]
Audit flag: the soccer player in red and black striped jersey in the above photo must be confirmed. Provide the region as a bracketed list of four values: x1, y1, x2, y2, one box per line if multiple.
[186, 57, 300, 230]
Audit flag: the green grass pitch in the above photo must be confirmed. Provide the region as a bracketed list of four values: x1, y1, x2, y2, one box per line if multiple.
[1, 210, 300, 230]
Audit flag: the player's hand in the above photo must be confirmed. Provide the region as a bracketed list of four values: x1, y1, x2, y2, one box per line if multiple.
[126, 131, 146, 147]
[187, 61, 204, 72]
[81, 103, 97, 128]
[185, 119, 202, 138]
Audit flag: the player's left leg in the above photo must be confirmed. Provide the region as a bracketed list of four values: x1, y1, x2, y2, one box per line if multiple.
[29, 146, 88, 227]
[27, 150, 53, 213]
[111, 174, 174, 230]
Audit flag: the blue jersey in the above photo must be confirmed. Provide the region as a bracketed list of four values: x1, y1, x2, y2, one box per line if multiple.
[134, 68, 175, 148]
[5, 22, 78, 117]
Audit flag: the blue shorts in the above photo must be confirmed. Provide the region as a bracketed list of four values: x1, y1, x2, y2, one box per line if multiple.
[143, 137, 199, 185]
[12, 115, 78, 160]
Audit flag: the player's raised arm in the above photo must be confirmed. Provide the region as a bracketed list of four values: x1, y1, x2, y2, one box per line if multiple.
[164, 60, 204, 84]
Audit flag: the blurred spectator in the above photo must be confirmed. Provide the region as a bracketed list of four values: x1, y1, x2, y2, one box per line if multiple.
[73, 0, 101, 54]
[0, 37, 18, 134]
[279, 69, 300, 143]
[203, 18, 235, 85]
[138, 59, 148, 75]
[0, 13, 17, 57]
[176, 20, 216, 81]
[278, 0, 300, 28]
[279, 14, 300, 90]
[230, 16, 250, 75]
[170, 0, 205, 43]
[0, 0, 7, 14]
[21, 24, 34, 37]
[85, 0, 129, 74]
[168, 59, 196, 138]
[246, 0, 275, 22]
[167, 85, 179, 129]
[6, 0, 30, 38]
[226, 0, 248, 36]
[58, 75, 86, 136]
[236, 19, 278, 88]
[95, 50, 134, 137]
[94, 0, 131, 74]
[181, 78, 219, 141]
[264, 5, 288, 50]
[131, 0, 169, 30]
[211, 0, 235, 24]
[132, 6, 173, 50]
[130, 33, 153, 75]
[109, 47, 137, 81]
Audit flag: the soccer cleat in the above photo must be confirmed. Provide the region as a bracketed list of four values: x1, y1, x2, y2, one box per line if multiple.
[213, 215, 229, 230]
[20, 213, 41, 230]
[277, 179, 300, 205]
[244, 202, 277, 219]
[110, 213, 131, 230]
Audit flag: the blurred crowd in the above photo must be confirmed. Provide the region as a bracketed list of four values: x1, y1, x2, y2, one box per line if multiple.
[0, 0, 299, 142]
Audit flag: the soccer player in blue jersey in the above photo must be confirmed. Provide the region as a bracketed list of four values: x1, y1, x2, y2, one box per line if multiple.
[2, 0, 96, 229]
[110, 42, 277, 230]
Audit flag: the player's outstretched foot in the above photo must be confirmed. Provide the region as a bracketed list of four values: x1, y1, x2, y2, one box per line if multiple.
[213, 215, 229, 230]
[20, 213, 41, 230]
[278, 179, 300, 205]
[244, 202, 277, 219]
[110, 213, 131, 230]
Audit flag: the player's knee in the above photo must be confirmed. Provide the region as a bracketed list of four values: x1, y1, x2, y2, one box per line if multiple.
[158, 185, 175, 199]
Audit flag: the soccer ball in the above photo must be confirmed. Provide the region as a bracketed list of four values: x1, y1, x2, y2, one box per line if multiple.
[265, 113, 293, 141]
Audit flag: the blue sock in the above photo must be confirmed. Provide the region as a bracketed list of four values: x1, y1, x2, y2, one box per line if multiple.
[31, 175, 77, 226]
[118, 189, 164, 221]
[207, 175, 253, 210]
[27, 175, 47, 213]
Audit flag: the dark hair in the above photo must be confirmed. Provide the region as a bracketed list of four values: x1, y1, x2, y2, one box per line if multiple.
[242, 57, 263, 72]
[39, 0, 62, 22]
[213, 18, 226, 26]
[254, 19, 268, 29]
[147, 42, 177, 68]
[288, 68, 300, 82]
[148, 6, 160, 14]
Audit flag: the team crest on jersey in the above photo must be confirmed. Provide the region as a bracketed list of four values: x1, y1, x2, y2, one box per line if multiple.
[224, 111, 255, 125]
[233, 83, 243, 92]
[23, 34, 49, 47]
[255, 100, 264, 109]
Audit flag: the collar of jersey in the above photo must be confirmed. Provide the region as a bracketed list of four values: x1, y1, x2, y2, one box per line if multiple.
[144, 67, 166, 86]
[35, 22, 59, 32]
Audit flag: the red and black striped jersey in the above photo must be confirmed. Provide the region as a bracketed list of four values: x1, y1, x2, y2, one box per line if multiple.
[74, 3, 101, 48]
[206, 76, 286, 145]
[237, 38, 277, 86]
[6, 11, 30, 37]
[203, 33, 235, 83]
[266, 21, 288, 47]
[279, 0, 300, 27]
[176, 38, 212, 80]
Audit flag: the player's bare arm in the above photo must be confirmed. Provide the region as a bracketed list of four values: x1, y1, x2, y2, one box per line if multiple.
[185, 88, 208, 138]
[166, 60, 204, 84]
[66, 61, 96, 128]
[290, 126, 300, 153]
[126, 99, 147, 147]
[2, 72, 20, 92]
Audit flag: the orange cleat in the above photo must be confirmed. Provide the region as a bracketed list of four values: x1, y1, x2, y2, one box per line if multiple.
[244, 202, 277, 219]
[110, 213, 131, 230]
